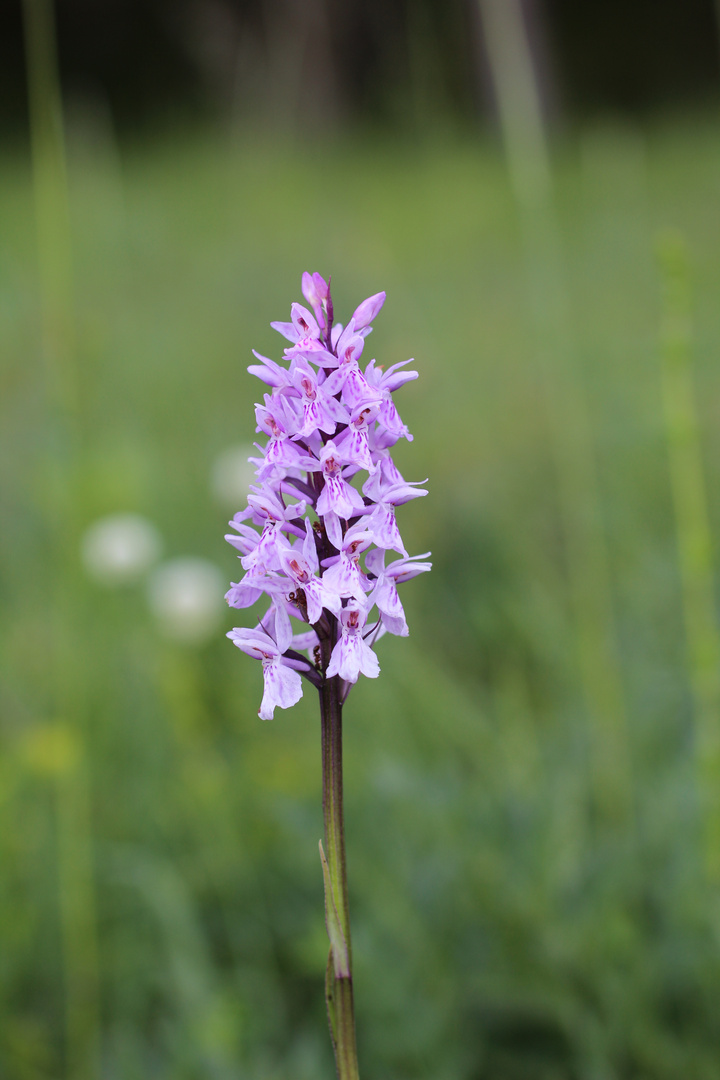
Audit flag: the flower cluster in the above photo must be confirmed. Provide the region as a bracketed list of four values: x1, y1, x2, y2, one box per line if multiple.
[226, 273, 430, 718]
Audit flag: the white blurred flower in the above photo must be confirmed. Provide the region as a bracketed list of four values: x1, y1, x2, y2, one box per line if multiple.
[147, 558, 225, 644]
[81, 513, 162, 585]
[210, 444, 256, 507]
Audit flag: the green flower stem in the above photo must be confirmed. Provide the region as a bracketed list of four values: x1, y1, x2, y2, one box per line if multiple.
[319, 634, 359, 1080]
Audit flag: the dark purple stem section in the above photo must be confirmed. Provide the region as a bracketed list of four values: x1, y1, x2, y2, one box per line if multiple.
[319, 627, 359, 1079]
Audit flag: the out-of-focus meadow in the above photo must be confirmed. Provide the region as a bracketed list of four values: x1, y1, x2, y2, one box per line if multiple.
[5, 3, 720, 1078]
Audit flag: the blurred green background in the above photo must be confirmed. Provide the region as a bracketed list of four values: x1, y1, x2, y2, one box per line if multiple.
[4, 1, 720, 1077]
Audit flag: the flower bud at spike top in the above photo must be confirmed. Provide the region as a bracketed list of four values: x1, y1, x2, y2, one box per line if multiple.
[225, 274, 430, 719]
[351, 290, 386, 331]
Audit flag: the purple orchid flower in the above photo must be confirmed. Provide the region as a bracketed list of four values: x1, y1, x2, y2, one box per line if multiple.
[227, 606, 304, 719]
[301, 271, 331, 331]
[364, 358, 417, 440]
[288, 358, 349, 437]
[365, 549, 432, 636]
[351, 290, 386, 331]
[277, 523, 342, 624]
[225, 274, 429, 708]
[321, 521, 373, 604]
[362, 478, 428, 556]
[315, 441, 366, 520]
[326, 603, 380, 684]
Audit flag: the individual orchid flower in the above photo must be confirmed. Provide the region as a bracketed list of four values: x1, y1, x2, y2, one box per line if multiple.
[332, 330, 385, 413]
[226, 517, 289, 608]
[364, 358, 417, 440]
[227, 606, 304, 719]
[254, 393, 312, 475]
[321, 520, 373, 604]
[301, 270, 332, 332]
[315, 441, 366, 520]
[245, 486, 307, 536]
[277, 523, 341, 623]
[288, 358, 349, 437]
[278, 303, 329, 360]
[334, 321, 365, 365]
[333, 404, 379, 474]
[364, 444, 406, 492]
[351, 290, 386, 331]
[326, 602, 380, 684]
[230, 489, 308, 603]
[362, 478, 428, 555]
[365, 549, 432, 636]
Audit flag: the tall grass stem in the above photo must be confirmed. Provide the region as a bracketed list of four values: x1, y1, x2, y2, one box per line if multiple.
[658, 231, 720, 881]
[22, 0, 77, 422]
[478, 0, 633, 830]
[23, 1, 100, 1074]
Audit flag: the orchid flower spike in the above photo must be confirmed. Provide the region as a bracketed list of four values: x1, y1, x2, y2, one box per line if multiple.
[225, 274, 430, 718]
